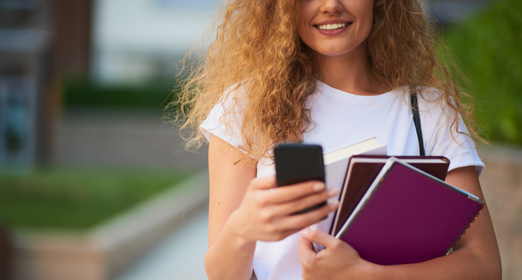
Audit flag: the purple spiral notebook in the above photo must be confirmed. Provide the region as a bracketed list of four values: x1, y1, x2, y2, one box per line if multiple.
[336, 157, 484, 265]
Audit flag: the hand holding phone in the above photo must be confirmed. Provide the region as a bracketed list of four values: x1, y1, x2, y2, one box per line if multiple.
[274, 143, 326, 213]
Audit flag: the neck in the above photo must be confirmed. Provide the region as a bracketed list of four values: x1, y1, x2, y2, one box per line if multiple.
[310, 42, 388, 96]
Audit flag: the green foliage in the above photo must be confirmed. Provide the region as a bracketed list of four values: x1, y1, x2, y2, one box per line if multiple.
[0, 168, 187, 230]
[444, 0, 522, 145]
[63, 81, 181, 109]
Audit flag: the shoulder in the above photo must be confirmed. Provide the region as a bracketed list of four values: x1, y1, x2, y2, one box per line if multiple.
[412, 87, 484, 174]
[412, 86, 461, 135]
[200, 82, 250, 149]
[413, 86, 459, 130]
[415, 87, 449, 113]
[216, 82, 250, 113]
[205, 82, 250, 121]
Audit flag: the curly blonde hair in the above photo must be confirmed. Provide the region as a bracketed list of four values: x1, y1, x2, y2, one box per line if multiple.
[167, 0, 485, 163]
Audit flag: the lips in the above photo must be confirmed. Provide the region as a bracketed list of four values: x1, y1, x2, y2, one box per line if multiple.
[316, 22, 349, 31]
[314, 21, 352, 36]
[314, 19, 351, 25]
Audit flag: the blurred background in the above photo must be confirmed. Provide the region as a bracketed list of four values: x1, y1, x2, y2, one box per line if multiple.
[0, 0, 520, 279]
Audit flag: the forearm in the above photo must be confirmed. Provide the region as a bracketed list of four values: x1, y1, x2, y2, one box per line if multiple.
[205, 211, 257, 280]
[371, 246, 501, 280]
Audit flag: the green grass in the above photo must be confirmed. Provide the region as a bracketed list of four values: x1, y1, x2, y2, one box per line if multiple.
[0, 167, 188, 230]
[444, 0, 522, 145]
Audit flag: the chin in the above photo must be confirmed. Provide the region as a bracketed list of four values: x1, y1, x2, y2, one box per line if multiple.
[314, 47, 351, 57]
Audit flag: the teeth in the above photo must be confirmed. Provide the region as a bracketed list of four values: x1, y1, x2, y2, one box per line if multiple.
[318, 23, 347, 31]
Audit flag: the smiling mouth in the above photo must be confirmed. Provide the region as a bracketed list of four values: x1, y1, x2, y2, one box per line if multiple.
[315, 22, 352, 31]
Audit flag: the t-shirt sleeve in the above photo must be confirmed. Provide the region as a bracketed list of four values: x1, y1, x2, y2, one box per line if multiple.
[419, 91, 485, 176]
[200, 85, 248, 152]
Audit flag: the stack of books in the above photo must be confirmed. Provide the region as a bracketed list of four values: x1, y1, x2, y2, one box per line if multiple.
[312, 138, 484, 265]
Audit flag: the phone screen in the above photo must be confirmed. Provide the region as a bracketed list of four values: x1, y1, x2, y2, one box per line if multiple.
[274, 143, 326, 213]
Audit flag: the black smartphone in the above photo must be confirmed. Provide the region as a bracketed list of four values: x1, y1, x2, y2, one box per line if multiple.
[274, 143, 326, 213]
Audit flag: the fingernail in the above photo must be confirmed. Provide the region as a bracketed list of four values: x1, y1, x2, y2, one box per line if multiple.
[313, 183, 325, 191]
[327, 188, 339, 196]
[300, 228, 311, 235]
[328, 200, 339, 209]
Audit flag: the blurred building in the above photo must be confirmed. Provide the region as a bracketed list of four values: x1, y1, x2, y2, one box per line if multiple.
[0, 0, 52, 171]
[0, 0, 93, 170]
[0, 0, 217, 169]
[91, 0, 218, 85]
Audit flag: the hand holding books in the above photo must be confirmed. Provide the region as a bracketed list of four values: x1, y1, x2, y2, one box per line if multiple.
[275, 141, 484, 265]
[335, 157, 483, 265]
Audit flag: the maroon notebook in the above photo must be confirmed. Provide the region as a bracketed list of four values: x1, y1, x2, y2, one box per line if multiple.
[330, 155, 450, 236]
[337, 157, 484, 265]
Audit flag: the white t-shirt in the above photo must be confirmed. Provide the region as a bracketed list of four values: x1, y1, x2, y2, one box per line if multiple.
[200, 80, 484, 280]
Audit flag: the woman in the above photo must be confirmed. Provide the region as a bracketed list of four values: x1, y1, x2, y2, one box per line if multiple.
[170, 0, 502, 279]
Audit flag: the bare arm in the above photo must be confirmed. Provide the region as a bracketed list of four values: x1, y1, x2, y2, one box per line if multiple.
[299, 166, 502, 280]
[204, 135, 257, 280]
[205, 135, 339, 280]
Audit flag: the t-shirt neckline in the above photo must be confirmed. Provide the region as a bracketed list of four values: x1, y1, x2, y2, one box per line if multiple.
[316, 80, 403, 104]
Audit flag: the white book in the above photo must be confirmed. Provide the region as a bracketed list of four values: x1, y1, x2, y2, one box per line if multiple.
[312, 137, 387, 251]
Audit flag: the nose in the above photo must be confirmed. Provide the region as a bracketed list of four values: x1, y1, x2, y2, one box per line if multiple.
[320, 0, 343, 15]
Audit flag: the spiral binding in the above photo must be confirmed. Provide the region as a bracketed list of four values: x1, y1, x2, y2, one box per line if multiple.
[444, 204, 484, 256]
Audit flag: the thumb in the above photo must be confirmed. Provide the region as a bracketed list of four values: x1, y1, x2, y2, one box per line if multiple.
[249, 175, 277, 190]
[298, 231, 316, 267]
[300, 228, 339, 249]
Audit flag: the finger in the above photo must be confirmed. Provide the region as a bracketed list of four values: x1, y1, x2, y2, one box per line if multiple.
[263, 181, 329, 204]
[298, 234, 316, 267]
[300, 228, 340, 249]
[275, 200, 339, 231]
[249, 175, 277, 190]
[274, 187, 339, 216]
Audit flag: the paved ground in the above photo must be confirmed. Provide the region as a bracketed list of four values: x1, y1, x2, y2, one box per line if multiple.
[54, 109, 522, 280]
[111, 211, 209, 280]
[478, 145, 522, 280]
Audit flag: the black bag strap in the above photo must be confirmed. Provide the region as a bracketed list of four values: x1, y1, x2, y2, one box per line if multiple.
[410, 91, 426, 156]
